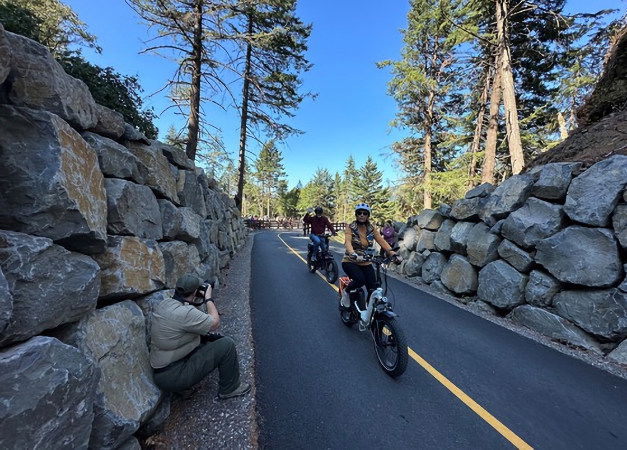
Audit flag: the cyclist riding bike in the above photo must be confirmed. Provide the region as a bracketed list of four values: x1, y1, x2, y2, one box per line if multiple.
[341, 203, 400, 320]
[303, 206, 336, 260]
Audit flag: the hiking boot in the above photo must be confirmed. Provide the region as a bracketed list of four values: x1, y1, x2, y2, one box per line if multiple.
[218, 382, 252, 400]
[340, 290, 350, 308]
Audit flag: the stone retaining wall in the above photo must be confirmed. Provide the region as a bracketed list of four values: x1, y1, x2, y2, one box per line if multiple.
[0, 26, 246, 448]
[388, 156, 627, 364]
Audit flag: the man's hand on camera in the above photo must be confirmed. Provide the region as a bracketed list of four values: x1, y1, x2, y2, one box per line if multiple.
[203, 284, 213, 300]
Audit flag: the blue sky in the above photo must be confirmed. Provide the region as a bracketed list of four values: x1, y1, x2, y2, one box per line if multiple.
[66, 0, 623, 188]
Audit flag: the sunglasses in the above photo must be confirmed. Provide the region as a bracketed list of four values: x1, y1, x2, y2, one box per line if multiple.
[356, 210, 370, 216]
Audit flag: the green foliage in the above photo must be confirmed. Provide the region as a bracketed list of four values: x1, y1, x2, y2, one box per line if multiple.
[297, 168, 335, 216]
[352, 157, 394, 224]
[250, 140, 287, 216]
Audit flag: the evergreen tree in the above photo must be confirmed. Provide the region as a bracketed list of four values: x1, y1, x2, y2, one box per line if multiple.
[353, 157, 393, 223]
[297, 168, 334, 216]
[253, 140, 286, 217]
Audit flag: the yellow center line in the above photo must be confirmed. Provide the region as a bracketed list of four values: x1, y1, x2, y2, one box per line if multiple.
[277, 232, 533, 450]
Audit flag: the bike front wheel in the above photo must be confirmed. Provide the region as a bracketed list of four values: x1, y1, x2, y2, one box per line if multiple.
[324, 259, 338, 283]
[306, 252, 316, 273]
[372, 316, 408, 378]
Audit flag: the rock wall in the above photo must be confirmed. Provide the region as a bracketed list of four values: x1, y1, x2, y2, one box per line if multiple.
[0, 26, 246, 448]
[389, 156, 627, 364]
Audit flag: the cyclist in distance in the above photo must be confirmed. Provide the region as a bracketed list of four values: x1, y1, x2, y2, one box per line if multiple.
[341, 203, 400, 314]
[302, 206, 336, 260]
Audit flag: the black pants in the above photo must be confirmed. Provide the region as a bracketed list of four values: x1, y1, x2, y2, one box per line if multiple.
[342, 262, 377, 292]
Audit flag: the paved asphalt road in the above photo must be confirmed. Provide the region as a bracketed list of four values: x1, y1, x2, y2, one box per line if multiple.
[250, 231, 627, 449]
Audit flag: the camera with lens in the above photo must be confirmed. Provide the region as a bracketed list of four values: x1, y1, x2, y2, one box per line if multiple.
[195, 281, 212, 299]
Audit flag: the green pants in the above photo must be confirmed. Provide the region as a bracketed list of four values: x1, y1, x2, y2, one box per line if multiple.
[153, 337, 240, 395]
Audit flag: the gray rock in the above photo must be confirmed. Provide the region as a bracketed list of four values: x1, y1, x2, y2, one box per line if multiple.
[450, 221, 475, 255]
[0, 106, 107, 254]
[59, 301, 161, 449]
[104, 179, 163, 240]
[159, 200, 202, 243]
[177, 170, 207, 217]
[118, 437, 142, 450]
[197, 244, 220, 284]
[536, 226, 623, 287]
[398, 226, 419, 252]
[620, 265, 627, 293]
[0, 268, 11, 334]
[498, 240, 534, 273]
[0, 336, 98, 449]
[434, 219, 455, 252]
[490, 219, 505, 235]
[613, 204, 627, 248]
[422, 252, 447, 284]
[137, 395, 171, 439]
[127, 141, 179, 203]
[94, 236, 165, 300]
[465, 182, 495, 199]
[437, 203, 452, 218]
[409, 210, 444, 230]
[469, 300, 497, 315]
[5, 32, 97, 129]
[501, 198, 564, 249]
[159, 241, 202, 288]
[122, 123, 150, 144]
[430, 280, 452, 295]
[403, 251, 425, 277]
[0, 231, 99, 346]
[608, 339, 627, 364]
[525, 270, 560, 307]
[415, 230, 436, 252]
[82, 132, 148, 184]
[466, 223, 501, 267]
[481, 174, 536, 226]
[440, 254, 478, 295]
[478, 260, 528, 309]
[564, 155, 627, 226]
[196, 220, 220, 260]
[152, 140, 194, 170]
[531, 162, 581, 201]
[554, 289, 627, 341]
[450, 196, 488, 221]
[508, 305, 602, 353]
[92, 104, 125, 139]
[0, 24, 11, 85]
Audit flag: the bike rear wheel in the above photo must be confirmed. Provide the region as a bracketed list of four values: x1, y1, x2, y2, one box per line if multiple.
[372, 316, 408, 378]
[324, 259, 338, 283]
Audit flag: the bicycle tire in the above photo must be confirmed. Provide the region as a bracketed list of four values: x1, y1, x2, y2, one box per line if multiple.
[372, 316, 408, 378]
[325, 259, 338, 284]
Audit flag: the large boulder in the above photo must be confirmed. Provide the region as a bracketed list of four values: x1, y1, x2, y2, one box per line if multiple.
[403, 251, 425, 277]
[196, 219, 220, 260]
[0, 336, 98, 449]
[177, 169, 207, 217]
[82, 132, 148, 184]
[159, 241, 202, 288]
[422, 252, 447, 284]
[478, 260, 528, 309]
[0, 106, 107, 254]
[204, 188, 226, 221]
[613, 204, 627, 248]
[497, 240, 534, 273]
[531, 162, 581, 201]
[0, 231, 99, 346]
[450, 196, 488, 221]
[440, 255, 478, 295]
[197, 243, 221, 283]
[151, 141, 194, 170]
[95, 236, 166, 300]
[563, 155, 627, 226]
[535, 226, 623, 287]
[434, 219, 455, 252]
[91, 104, 125, 139]
[481, 174, 535, 226]
[415, 230, 436, 252]
[449, 221, 475, 255]
[159, 201, 202, 243]
[525, 270, 560, 307]
[4, 32, 97, 129]
[104, 179, 163, 240]
[554, 289, 627, 341]
[58, 301, 161, 449]
[0, 24, 11, 85]
[501, 198, 564, 249]
[122, 123, 150, 144]
[398, 226, 419, 252]
[507, 305, 601, 353]
[0, 268, 11, 334]
[466, 223, 501, 267]
[465, 182, 495, 199]
[608, 339, 627, 365]
[126, 141, 179, 203]
[409, 210, 443, 230]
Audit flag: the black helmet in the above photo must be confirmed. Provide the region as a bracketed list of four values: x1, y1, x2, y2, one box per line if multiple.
[314, 206, 323, 214]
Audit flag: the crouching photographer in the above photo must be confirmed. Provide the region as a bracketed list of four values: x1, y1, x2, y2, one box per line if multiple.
[150, 273, 251, 400]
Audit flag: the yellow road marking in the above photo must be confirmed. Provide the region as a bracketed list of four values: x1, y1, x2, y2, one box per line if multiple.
[277, 231, 533, 450]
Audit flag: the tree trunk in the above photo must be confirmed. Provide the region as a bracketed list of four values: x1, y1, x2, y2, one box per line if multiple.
[185, 0, 203, 161]
[235, 14, 253, 210]
[468, 66, 491, 186]
[496, 0, 524, 174]
[557, 111, 568, 140]
[423, 92, 435, 210]
[482, 51, 503, 185]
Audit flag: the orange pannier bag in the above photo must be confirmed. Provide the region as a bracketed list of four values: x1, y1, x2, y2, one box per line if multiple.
[339, 277, 351, 296]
